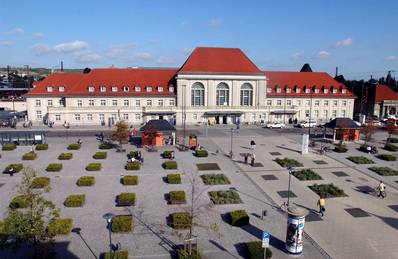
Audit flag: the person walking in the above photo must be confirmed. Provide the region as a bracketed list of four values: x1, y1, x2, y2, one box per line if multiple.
[250, 139, 256, 150]
[376, 181, 386, 199]
[250, 153, 256, 166]
[317, 197, 326, 217]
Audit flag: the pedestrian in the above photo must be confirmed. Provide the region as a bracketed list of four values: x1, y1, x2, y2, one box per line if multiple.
[9, 167, 14, 177]
[317, 197, 326, 217]
[244, 154, 248, 164]
[250, 139, 256, 150]
[251, 153, 255, 166]
[376, 181, 386, 199]
[30, 145, 34, 153]
[366, 145, 371, 155]
[133, 127, 137, 136]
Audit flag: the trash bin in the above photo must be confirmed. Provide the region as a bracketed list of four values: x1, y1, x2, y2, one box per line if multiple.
[285, 206, 307, 254]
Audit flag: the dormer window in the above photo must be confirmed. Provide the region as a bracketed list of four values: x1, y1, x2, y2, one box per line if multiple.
[305, 87, 310, 94]
[276, 87, 281, 93]
[88, 86, 95, 92]
[112, 86, 118, 92]
[342, 88, 346, 94]
[100, 86, 106, 92]
[323, 88, 328, 93]
[158, 86, 163, 92]
[123, 86, 129, 92]
[286, 87, 291, 93]
[295, 88, 301, 93]
[314, 88, 319, 93]
[135, 86, 141, 92]
[47, 86, 53, 92]
[267, 87, 272, 93]
[146, 86, 152, 92]
[332, 87, 337, 93]
[59, 86, 65, 92]
[169, 86, 174, 93]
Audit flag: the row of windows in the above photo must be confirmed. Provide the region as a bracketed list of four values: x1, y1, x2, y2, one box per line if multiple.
[86, 85, 174, 93]
[49, 113, 143, 121]
[266, 99, 349, 107]
[35, 99, 175, 107]
[268, 85, 347, 94]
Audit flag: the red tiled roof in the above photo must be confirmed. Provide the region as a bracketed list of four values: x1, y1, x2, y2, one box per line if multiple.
[29, 73, 84, 96]
[375, 84, 398, 102]
[264, 71, 355, 98]
[178, 47, 263, 75]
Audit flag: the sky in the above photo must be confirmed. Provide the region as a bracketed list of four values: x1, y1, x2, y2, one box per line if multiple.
[1, 0, 398, 79]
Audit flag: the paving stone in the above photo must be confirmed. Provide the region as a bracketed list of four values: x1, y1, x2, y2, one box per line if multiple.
[331, 171, 349, 177]
[388, 205, 398, 213]
[269, 152, 282, 156]
[344, 208, 371, 218]
[313, 160, 328, 165]
[261, 175, 278, 181]
[196, 163, 221, 171]
[356, 186, 374, 194]
[277, 190, 297, 198]
[359, 177, 369, 182]
[306, 212, 323, 222]
[251, 162, 263, 167]
[0, 183, 4, 188]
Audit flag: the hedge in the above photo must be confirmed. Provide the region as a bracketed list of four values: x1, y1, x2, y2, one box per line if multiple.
[195, 150, 208, 157]
[162, 150, 174, 159]
[47, 218, 73, 236]
[35, 144, 48, 150]
[58, 153, 73, 160]
[169, 191, 186, 204]
[177, 248, 201, 259]
[359, 144, 370, 153]
[64, 194, 85, 207]
[200, 174, 230, 185]
[99, 143, 113, 149]
[129, 150, 140, 158]
[384, 143, 398, 152]
[334, 145, 348, 153]
[369, 166, 398, 176]
[22, 152, 37, 160]
[171, 212, 192, 229]
[93, 151, 107, 159]
[167, 174, 181, 184]
[0, 220, 6, 240]
[103, 251, 129, 259]
[67, 143, 81, 150]
[2, 143, 16, 151]
[376, 154, 397, 161]
[31, 177, 50, 189]
[122, 175, 138, 185]
[245, 241, 272, 259]
[309, 184, 347, 198]
[117, 192, 136, 206]
[46, 163, 63, 172]
[347, 156, 374, 164]
[111, 215, 133, 232]
[292, 169, 322, 181]
[163, 160, 178, 169]
[86, 163, 102, 171]
[208, 190, 242, 204]
[387, 137, 398, 143]
[125, 162, 140, 170]
[77, 176, 95, 186]
[5, 163, 23, 173]
[274, 157, 303, 168]
[9, 195, 29, 209]
[229, 210, 250, 226]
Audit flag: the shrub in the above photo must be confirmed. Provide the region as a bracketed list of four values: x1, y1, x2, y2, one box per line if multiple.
[292, 169, 322, 181]
[22, 152, 37, 160]
[377, 154, 397, 161]
[111, 215, 133, 232]
[384, 143, 398, 151]
[169, 191, 186, 204]
[162, 160, 178, 169]
[200, 174, 230, 185]
[103, 250, 129, 259]
[67, 143, 81, 150]
[77, 176, 95, 186]
[64, 194, 85, 207]
[347, 156, 374, 164]
[122, 175, 138, 185]
[334, 145, 348, 153]
[369, 166, 398, 176]
[47, 218, 73, 236]
[245, 241, 272, 259]
[167, 174, 181, 184]
[0, 220, 6, 240]
[5, 163, 23, 173]
[2, 143, 16, 151]
[86, 163, 101, 171]
[171, 212, 192, 229]
[309, 184, 347, 198]
[125, 161, 140, 170]
[162, 150, 174, 159]
[359, 144, 370, 153]
[46, 163, 63, 172]
[177, 248, 201, 259]
[9, 195, 29, 209]
[99, 143, 113, 149]
[208, 190, 242, 204]
[117, 192, 136, 206]
[274, 157, 303, 168]
[31, 177, 50, 189]
[387, 137, 398, 143]
[35, 144, 48, 150]
[129, 150, 139, 157]
[229, 210, 249, 226]
[195, 150, 208, 157]
[93, 151, 107, 159]
[58, 153, 73, 160]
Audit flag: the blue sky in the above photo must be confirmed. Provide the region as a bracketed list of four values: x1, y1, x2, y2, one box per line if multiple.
[1, 0, 397, 79]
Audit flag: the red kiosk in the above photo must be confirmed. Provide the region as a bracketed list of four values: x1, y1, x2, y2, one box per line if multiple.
[324, 118, 361, 142]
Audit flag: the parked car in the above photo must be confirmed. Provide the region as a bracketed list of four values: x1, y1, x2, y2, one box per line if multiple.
[265, 122, 286, 128]
[365, 120, 382, 126]
[299, 120, 317, 128]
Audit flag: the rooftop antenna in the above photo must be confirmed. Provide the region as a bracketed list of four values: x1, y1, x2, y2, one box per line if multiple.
[335, 67, 338, 77]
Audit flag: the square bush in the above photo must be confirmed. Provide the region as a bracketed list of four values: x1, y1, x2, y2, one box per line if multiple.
[9, 195, 29, 209]
[169, 191, 186, 204]
[229, 210, 249, 226]
[208, 190, 242, 204]
[99, 143, 113, 149]
[47, 218, 73, 236]
[46, 163, 63, 172]
[35, 144, 48, 150]
[369, 167, 398, 176]
[162, 150, 174, 159]
[111, 215, 133, 233]
[167, 174, 181, 184]
[162, 161, 178, 170]
[274, 157, 303, 167]
[86, 163, 101, 171]
[122, 175, 138, 185]
[387, 137, 398, 143]
[77, 176, 95, 186]
[334, 145, 348, 153]
[103, 250, 129, 259]
[309, 184, 347, 198]
[93, 151, 107, 159]
[125, 162, 140, 170]
[2, 143, 16, 151]
[201, 174, 230, 185]
[67, 143, 81, 150]
[171, 212, 192, 229]
[22, 152, 37, 160]
[4, 163, 23, 173]
[31, 177, 50, 189]
[347, 156, 374, 164]
[64, 194, 85, 207]
[292, 169, 322, 181]
[58, 153, 73, 160]
[117, 192, 136, 206]
[129, 150, 139, 158]
[195, 150, 208, 157]
[385, 143, 398, 151]
[245, 241, 272, 259]
[377, 154, 397, 161]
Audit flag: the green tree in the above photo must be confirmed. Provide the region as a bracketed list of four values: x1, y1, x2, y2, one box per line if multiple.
[3, 167, 59, 258]
[112, 120, 130, 150]
[386, 122, 398, 143]
[361, 123, 376, 144]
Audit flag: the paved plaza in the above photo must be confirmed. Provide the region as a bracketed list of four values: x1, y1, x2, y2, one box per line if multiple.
[0, 125, 397, 259]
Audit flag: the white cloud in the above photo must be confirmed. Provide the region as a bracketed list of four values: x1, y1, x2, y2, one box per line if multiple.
[53, 41, 88, 53]
[335, 38, 353, 47]
[0, 41, 13, 47]
[106, 43, 135, 59]
[207, 19, 223, 27]
[73, 52, 102, 63]
[32, 44, 54, 55]
[157, 56, 177, 65]
[33, 32, 45, 39]
[132, 52, 152, 62]
[3, 27, 24, 35]
[315, 50, 331, 59]
[290, 52, 302, 61]
[386, 55, 398, 61]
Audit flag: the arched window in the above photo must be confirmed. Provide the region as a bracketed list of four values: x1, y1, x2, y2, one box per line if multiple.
[216, 83, 229, 106]
[191, 82, 205, 106]
[240, 83, 253, 106]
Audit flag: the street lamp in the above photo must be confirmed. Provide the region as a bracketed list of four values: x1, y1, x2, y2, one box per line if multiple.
[230, 127, 233, 159]
[287, 166, 292, 207]
[308, 88, 313, 139]
[103, 212, 114, 258]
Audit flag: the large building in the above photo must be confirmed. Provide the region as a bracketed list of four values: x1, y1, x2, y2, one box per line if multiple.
[26, 47, 355, 126]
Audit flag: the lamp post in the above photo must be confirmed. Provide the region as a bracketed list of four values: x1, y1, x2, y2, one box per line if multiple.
[182, 85, 187, 145]
[103, 213, 114, 258]
[287, 166, 292, 207]
[308, 89, 313, 139]
[230, 127, 233, 159]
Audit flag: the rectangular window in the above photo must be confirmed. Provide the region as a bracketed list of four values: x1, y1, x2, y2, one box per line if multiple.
[169, 99, 175, 106]
[77, 100, 82, 107]
[275, 114, 282, 119]
[89, 100, 94, 106]
[135, 100, 141, 106]
[111, 114, 117, 121]
[47, 100, 53, 106]
[266, 100, 272, 106]
[323, 110, 328, 118]
[59, 86, 65, 92]
[286, 88, 291, 93]
[314, 110, 319, 117]
[276, 88, 281, 93]
[112, 100, 117, 106]
[74, 114, 81, 121]
[286, 100, 292, 106]
[147, 100, 152, 106]
[100, 100, 106, 106]
[87, 114, 93, 121]
[324, 100, 329, 106]
[332, 110, 337, 117]
[123, 100, 129, 106]
[315, 100, 320, 106]
[158, 86, 163, 92]
[276, 100, 282, 106]
[333, 100, 338, 106]
[88, 86, 94, 92]
[146, 86, 152, 92]
[36, 111, 42, 119]
[123, 113, 129, 120]
[342, 100, 347, 106]
[192, 113, 197, 120]
[341, 110, 346, 117]
[296, 100, 301, 106]
[35, 99, 41, 107]
[305, 100, 310, 106]
[158, 99, 164, 106]
[267, 88, 272, 93]
[55, 114, 61, 121]
[305, 110, 310, 117]
[135, 113, 141, 120]
[47, 86, 53, 92]
[99, 114, 105, 122]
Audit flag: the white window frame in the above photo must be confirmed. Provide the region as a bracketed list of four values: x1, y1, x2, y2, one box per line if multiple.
[123, 100, 129, 106]
[123, 113, 129, 120]
[135, 100, 141, 106]
[47, 86, 53, 92]
[169, 99, 175, 106]
[100, 86, 106, 92]
[59, 86, 65, 92]
[77, 100, 82, 107]
[89, 100, 94, 106]
[112, 100, 117, 106]
[158, 99, 164, 106]
[158, 86, 163, 92]
[147, 100, 152, 106]
[88, 86, 95, 92]
[112, 86, 118, 92]
[146, 86, 152, 92]
[87, 114, 93, 121]
[100, 100, 106, 106]
[135, 86, 141, 92]
[47, 99, 53, 106]
[35, 99, 41, 107]
[74, 114, 81, 121]
[123, 86, 129, 92]
[55, 114, 61, 121]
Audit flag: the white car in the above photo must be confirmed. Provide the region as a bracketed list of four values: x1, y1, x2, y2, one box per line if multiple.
[299, 120, 317, 128]
[265, 122, 286, 128]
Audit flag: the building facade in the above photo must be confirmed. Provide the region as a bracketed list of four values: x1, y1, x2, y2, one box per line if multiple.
[26, 47, 355, 126]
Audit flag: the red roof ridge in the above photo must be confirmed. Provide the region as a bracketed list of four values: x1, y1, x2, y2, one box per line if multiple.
[375, 84, 398, 102]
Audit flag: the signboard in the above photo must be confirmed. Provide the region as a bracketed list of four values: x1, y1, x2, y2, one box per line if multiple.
[301, 134, 309, 155]
[262, 231, 270, 248]
[285, 216, 305, 254]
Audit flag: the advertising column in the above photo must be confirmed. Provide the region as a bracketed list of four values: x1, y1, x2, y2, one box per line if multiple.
[285, 206, 307, 254]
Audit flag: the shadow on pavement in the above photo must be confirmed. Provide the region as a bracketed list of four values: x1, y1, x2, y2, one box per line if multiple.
[209, 240, 239, 259]
[276, 145, 300, 154]
[369, 213, 398, 230]
[72, 227, 98, 259]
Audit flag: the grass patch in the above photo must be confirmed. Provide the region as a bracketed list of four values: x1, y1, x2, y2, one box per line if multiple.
[200, 174, 230, 185]
[347, 156, 375, 164]
[2, 143, 16, 151]
[85, 163, 101, 171]
[31, 177, 50, 189]
[77, 176, 95, 186]
[99, 143, 113, 149]
[67, 143, 81, 150]
[292, 169, 322, 181]
[35, 144, 48, 150]
[376, 154, 397, 161]
[58, 153, 73, 160]
[117, 193, 136, 206]
[93, 151, 107, 159]
[122, 175, 138, 185]
[125, 161, 140, 170]
[9, 195, 29, 209]
[195, 150, 208, 157]
[111, 215, 133, 233]
[208, 190, 242, 204]
[22, 152, 37, 160]
[387, 137, 398, 143]
[103, 250, 129, 259]
[228, 210, 249, 226]
[167, 174, 181, 184]
[334, 145, 348, 153]
[177, 248, 201, 259]
[369, 166, 398, 176]
[245, 241, 272, 259]
[169, 191, 186, 204]
[274, 157, 303, 168]
[47, 218, 73, 236]
[162, 160, 178, 169]
[4, 163, 23, 173]
[64, 194, 85, 207]
[46, 163, 63, 172]
[309, 184, 347, 198]
[171, 212, 191, 229]
[384, 143, 398, 151]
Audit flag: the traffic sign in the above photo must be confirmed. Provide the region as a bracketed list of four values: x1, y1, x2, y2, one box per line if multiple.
[262, 231, 270, 248]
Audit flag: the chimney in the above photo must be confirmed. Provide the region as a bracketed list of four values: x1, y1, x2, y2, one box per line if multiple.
[335, 67, 338, 77]
[61, 61, 64, 72]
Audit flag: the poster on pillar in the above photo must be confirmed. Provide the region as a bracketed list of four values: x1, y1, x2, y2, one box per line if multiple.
[301, 134, 309, 154]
